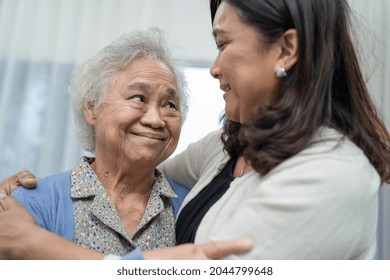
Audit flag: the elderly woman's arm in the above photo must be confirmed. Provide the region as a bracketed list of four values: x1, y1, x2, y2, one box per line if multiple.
[0, 194, 252, 260]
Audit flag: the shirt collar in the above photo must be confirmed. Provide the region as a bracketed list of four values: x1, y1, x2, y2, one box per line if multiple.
[70, 156, 178, 199]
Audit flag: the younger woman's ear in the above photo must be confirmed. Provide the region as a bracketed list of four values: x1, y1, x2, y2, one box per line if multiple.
[277, 29, 298, 71]
[83, 101, 96, 125]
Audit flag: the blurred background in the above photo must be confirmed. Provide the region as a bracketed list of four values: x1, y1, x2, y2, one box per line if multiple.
[0, 0, 389, 259]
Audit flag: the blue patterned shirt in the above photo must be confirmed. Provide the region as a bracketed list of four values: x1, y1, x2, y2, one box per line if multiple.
[12, 157, 188, 256]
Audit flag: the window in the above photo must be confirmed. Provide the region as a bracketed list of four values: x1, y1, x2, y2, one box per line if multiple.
[174, 67, 225, 156]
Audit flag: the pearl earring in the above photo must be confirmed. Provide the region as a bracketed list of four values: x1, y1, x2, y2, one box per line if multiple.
[276, 68, 287, 78]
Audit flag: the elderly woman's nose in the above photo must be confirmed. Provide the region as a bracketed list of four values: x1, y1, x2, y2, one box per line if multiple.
[140, 106, 165, 128]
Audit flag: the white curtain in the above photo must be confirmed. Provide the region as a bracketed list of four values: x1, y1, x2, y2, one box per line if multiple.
[0, 0, 389, 259]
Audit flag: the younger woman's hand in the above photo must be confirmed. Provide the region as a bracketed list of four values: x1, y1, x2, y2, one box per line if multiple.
[0, 170, 37, 195]
[143, 238, 253, 260]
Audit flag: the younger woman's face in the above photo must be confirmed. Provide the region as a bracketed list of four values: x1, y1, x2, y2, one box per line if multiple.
[210, 2, 281, 124]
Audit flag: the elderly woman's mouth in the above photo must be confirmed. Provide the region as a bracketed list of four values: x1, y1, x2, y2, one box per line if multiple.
[132, 132, 166, 141]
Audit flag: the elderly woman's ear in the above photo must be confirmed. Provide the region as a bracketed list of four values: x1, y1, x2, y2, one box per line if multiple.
[83, 101, 97, 125]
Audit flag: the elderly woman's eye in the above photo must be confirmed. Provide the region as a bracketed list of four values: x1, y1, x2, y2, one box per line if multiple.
[165, 101, 177, 110]
[130, 95, 145, 102]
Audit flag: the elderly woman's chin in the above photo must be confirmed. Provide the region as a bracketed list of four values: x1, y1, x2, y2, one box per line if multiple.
[111, 137, 178, 168]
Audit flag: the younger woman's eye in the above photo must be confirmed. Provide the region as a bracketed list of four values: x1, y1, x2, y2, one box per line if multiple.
[216, 41, 225, 50]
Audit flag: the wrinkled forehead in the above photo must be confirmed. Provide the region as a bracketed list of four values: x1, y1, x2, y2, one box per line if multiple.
[120, 57, 179, 90]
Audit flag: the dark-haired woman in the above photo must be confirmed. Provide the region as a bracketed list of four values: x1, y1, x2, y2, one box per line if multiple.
[161, 0, 390, 259]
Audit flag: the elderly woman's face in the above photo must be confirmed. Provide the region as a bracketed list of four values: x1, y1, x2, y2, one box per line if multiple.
[90, 57, 182, 167]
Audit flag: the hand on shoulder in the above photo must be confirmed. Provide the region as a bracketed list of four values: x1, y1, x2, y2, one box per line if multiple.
[0, 170, 37, 195]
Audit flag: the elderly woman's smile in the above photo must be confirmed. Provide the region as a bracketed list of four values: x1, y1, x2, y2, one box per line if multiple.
[131, 131, 166, 141]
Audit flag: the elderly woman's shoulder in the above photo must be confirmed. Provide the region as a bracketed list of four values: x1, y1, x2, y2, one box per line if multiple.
[13, 170, 72, 197]
[37, 170, 72, 189]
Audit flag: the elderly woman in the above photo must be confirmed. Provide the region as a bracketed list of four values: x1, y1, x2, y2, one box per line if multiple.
[8, 28, 191, 257]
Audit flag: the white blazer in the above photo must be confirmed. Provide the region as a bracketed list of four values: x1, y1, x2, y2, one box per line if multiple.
[160, 127, 380, 259]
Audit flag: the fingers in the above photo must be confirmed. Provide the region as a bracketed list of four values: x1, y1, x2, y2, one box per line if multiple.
[0, 194, 36, 225]
[0, 170, 37, 195]
[16, 170, 37, 188]
[201, 238, 253, 260]
[142, 238, 253, 260]
[0, 175, 21, 195]
[0, 193, 6, 211]
[0, 193, 11, 212]
[0, 193, 17, 212]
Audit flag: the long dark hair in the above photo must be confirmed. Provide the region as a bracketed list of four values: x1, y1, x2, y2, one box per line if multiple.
[211, 0, 390, 184]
